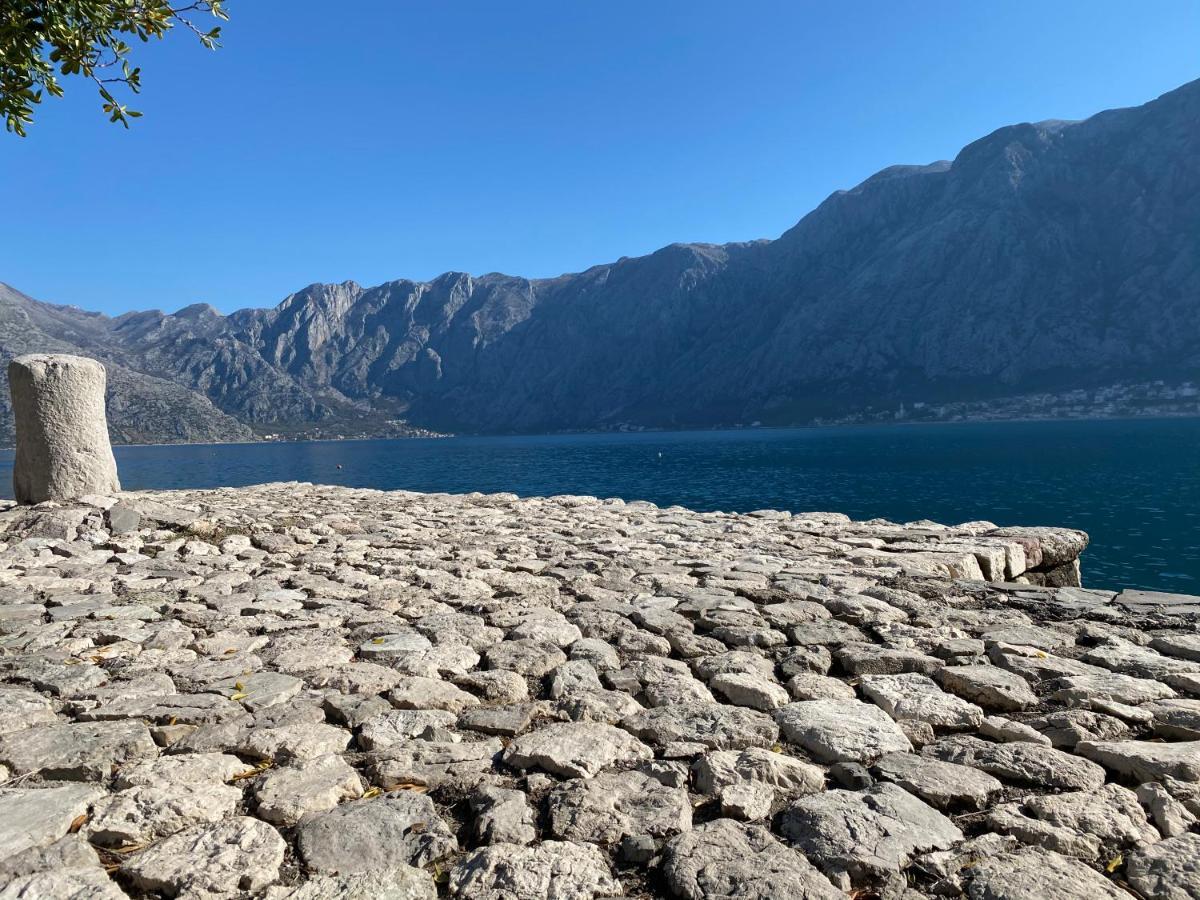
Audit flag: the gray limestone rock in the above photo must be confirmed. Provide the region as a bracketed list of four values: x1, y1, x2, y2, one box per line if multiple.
[780, 783, 963, 883]
[1029, 709, 1130, 749]
[1151, 634, 1200, 664]
[978, 715, 1051, 746]
[9, 355, 120, 504]
[0, 868, 129, 899]
[961, 846, 1130, 899]
[0, 477, 1182, 898]
[508, 614, 581, 648]
[0, 783, 104, 859]
[1049, 672, 1177, 706]
[873, 752, 1002, 810]
[504, 722, 652, 778]
[80, 691, 245, 726]
[254, 754, 364, 826]
[984, 803, 1100, 859]
[213, 671, 302, 711]
[106, 502, 141, 535]
[387, 676, 479, 714]
[455, 670, 530, 704]
[122, 816, 286, 896]
[482, 640, 567, 677]
[85, 780, 242, 846]
[547, 660, 604, 699]
[241, 722, 351, 761]
[708, 672, 790, 711]
[691, 650, 778, 682]
[357, 711, 456, 750]
[324, 693, 394, 729]
[1125, 833, 1200, 900]
[789, 620, 869, 647]
[776, 646, 834, 678]
[980, 624, 1073, 652]
[1076, 739, 1200, 782]
[297, 792, 457, 874]
[569, 638, 622, 672]
[547, 770, 691, 845]
[987, 644, 1106, 681]
[1116, 590, 1200, 615]
[621, 702, 779, 751]
[937, 665, 1038, 712]
[662, 819, 842, 900]
[835, 644, 944, 676]
[556, 688, 644, 724]
[0, 720, 156, 780]
[692, 747, 825, 797]
[775, 699, 912, 764]
[368, 739, 502, 791]
[470, 785, 538, 846]
[1023, 784, 1159, 849]
[276, 866, 437, 900]
[0, 834, 101, 882]
[719, 782, 775, 820]
[1137, 781, 1197, 837]
[113, 752, 245, 789]
[358, 631, 432, 660]
[911, 833, 1020, 892]
[785, 672, 857, 701]
[415, 613, 502, 653]
[458, 703, 538, 737]
[929, 737, 1107, 791]
[448, 841, 621, 899]
[986, 784, 1158, 860]
[1147, 698, 1200, 740]
[861, 673, 984, 730]
[1083, 641, 1200, 680]
[0, 686, 58, 735]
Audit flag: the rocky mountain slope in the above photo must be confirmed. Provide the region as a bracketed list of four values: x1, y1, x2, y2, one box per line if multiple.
[0, 285, 253, 444]
[2, 78, 1197, 442]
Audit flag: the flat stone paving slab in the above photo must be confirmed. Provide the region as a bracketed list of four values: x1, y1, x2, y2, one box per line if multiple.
[448, 840, 621, 899]
[776, 699, 912, 763]
[780, 783, 963, 883]
[1116, 589, 1200, 615]
[296, 791, 457, 874]
[961, 845, 1132, 899]
[1125, 832, 1200, 900]
[503, 722, 653, 778]
[0, 784, 104, 859]
[663, 819, 842, 900]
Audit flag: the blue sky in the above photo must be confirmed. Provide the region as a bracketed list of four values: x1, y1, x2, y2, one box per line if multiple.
[3, 0, 1199, 315]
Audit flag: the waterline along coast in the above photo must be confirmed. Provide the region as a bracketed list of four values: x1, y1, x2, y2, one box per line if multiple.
[1, 355, 1199, 899]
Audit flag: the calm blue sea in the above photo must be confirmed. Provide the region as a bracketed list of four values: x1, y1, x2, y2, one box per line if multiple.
[1, 418, 1196, 593]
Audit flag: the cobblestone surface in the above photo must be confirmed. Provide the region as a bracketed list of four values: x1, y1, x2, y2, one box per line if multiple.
[0, 482, 1197, 898]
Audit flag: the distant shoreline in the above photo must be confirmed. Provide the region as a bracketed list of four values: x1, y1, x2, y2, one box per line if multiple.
[2, 408, 1197, 453]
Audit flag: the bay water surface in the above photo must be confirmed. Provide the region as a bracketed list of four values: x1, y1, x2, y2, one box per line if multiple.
[1, 418, 1196, 592]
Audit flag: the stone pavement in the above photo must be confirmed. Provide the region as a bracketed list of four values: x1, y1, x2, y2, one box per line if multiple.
[0, 482, 1197, 898]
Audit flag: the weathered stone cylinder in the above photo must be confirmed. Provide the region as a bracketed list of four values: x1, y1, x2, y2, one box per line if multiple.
[9, 354, 120, 504]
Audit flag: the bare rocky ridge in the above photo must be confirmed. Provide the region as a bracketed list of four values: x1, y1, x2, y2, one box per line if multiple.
[3, 78, 1200, 442]
[1, 483, 1198, 897]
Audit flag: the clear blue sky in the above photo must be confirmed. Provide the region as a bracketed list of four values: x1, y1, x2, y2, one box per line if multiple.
[3, 0, 1198, 315]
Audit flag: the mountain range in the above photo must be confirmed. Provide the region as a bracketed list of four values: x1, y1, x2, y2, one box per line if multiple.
[2, 78, 1198, 444]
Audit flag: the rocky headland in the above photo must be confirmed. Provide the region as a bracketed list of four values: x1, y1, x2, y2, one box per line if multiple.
[0, 483, 1198, 898]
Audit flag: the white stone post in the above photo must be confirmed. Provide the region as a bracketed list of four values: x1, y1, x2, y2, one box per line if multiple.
[9, 354, 121, 504]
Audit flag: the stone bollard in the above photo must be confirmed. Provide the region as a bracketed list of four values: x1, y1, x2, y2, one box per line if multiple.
[9, 354, 121, 504]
